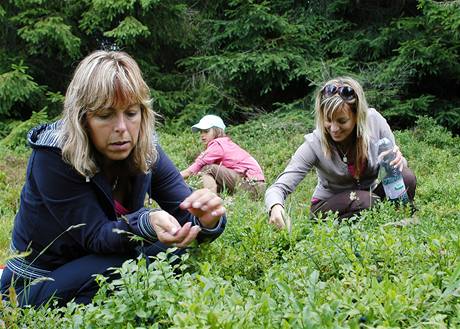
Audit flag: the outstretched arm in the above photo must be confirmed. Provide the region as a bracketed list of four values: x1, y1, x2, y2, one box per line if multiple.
[265, 140, 316, 228]
[151, 145, 226, 243]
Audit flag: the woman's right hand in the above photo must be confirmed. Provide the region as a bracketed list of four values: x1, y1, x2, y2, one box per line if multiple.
[149, 210, 201, 248]
[268, 204, 289, 230]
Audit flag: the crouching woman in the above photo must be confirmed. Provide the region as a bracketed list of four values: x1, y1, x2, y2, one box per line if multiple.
[265, 76, 416, 228]
[0, 50, 226, 307]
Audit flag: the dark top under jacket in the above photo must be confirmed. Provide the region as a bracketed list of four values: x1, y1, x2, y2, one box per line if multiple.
[7, 121, 226, 280]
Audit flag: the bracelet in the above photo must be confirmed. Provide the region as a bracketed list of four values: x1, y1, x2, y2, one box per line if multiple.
[268, 204, 283, 217]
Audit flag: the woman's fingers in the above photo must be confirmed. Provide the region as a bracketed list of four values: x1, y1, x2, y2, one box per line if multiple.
[269, 215, 286, 229]
[157, 221, 201, 247]
[268, 206, 286, 229]
[175, 225, 201, 248]
[166, 223, 201, 248]
[150, 211, 201, 247]
[268, 205, 287, 229]
[180, 189, 225, 227]
[191, 191, 222, 212]
[378, 149, 392, 162]
[150, 210, 181, 236]
[180, 189, 222, 212]
[390, 145, 405, 171]
[167, 222, 192, 243]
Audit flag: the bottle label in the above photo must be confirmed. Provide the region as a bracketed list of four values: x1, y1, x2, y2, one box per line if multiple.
[382, 176, 406, 200]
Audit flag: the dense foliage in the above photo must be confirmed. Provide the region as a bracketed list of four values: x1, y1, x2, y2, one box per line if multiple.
[0, 1, 459, 324]
[1, 110, 459, 327]
[1, 0, 459, 134]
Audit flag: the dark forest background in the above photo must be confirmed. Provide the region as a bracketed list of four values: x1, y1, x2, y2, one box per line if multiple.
[1, 0, 459, 135]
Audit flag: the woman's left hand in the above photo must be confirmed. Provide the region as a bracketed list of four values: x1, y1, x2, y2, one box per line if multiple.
[149, 211, 201, 248]
[390, 145, 405, 172]
[180, 188, 225, 228]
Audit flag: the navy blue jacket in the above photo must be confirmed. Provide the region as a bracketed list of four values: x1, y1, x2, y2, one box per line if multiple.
[7, 121, 226, 279]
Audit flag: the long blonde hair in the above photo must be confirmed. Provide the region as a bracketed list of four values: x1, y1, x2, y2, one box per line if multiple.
[59, 50, 157, 177]
[314, 76, 370, 178]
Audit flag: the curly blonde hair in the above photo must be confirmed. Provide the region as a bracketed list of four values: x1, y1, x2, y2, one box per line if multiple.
[59, 50, 157, 177]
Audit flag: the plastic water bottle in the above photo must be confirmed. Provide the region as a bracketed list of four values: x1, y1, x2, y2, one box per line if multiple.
[377, 138, 409, 204]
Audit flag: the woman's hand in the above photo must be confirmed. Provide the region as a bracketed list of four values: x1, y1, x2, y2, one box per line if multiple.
[179, 189, 225, 228]
[390, 145, 405, 172]
[268, 204, 290, 231]
[149, 210, 201, 248]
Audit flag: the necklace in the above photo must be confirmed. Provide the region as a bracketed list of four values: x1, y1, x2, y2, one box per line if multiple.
[112, 176, 119, 191]
[336, 144, 351, 164]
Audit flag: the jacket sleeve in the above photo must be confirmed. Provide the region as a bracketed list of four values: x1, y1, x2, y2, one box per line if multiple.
[150, 145, 226, 242]
[376, 111, 396, 144]
[265, 139, 317, 212]
[186, 141, 225, 174]
[31, 149, 141, 254]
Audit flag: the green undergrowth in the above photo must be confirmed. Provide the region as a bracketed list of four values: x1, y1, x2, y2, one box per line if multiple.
[0, 111, 459, 328]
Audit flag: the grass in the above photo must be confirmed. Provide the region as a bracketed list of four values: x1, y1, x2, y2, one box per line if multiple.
[0, 111, 459, 328]
[0, 150, 28, 262]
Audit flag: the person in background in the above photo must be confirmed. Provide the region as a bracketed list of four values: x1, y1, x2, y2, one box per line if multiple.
[181, 115, 265, 199]
[0, 50, 226, 307]
[265, 76, 416, 228]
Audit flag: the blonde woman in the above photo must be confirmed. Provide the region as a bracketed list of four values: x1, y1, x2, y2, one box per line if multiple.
[265, 77, 416, 228]
[181, 115, 265, 198]
[1, 51, 226, 307]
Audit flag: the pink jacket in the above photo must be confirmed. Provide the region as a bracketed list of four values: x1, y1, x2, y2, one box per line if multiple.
[187, 137, 265, 181]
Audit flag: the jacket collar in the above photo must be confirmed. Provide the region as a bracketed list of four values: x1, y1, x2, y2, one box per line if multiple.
[28, 120, 62, 149]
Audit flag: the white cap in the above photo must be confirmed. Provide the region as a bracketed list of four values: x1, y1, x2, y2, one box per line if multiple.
[191, 115, 226, 132]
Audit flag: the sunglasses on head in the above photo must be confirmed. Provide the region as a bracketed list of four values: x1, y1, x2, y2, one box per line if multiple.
[321, 84, 356, 101]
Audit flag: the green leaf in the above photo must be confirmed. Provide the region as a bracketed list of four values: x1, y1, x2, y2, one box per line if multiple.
[0, 62, 40, 115]
[104, 16, 151, 45]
